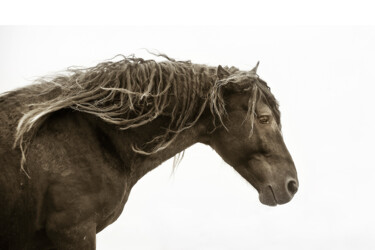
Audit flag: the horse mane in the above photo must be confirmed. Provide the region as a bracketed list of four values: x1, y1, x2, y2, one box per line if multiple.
[13, 54, 280, 176]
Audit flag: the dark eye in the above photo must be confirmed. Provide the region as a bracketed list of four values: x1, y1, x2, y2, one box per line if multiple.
[258, 115, 270, 124]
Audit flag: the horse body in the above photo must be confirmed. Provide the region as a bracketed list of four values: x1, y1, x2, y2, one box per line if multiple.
[0, 91, 209, 249]
[0, 56, 298, 249]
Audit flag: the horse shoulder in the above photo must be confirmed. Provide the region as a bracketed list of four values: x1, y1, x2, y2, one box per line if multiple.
[0, 94, 44, 247]
[25, 110, 132, 240]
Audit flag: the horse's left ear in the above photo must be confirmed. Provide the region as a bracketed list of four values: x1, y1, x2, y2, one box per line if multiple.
[217, 65, 230, 79]
[249, 61, 260, 74]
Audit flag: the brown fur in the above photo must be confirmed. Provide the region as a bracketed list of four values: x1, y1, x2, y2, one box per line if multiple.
[13, 54, 279, 176]
[0, 54, 295, 249]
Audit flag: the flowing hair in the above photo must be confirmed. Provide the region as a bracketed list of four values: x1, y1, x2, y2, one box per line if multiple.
[13, 54, 280, 177]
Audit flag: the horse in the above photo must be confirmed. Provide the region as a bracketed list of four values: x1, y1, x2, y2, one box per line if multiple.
[0, 54, 298, 249]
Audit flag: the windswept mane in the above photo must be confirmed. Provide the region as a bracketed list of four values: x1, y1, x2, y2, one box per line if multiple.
[13, 54, 280, 176]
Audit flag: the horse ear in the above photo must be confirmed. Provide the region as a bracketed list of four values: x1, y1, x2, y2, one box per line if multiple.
[217, 65, 230, 79]
[249, 61, 260, 74]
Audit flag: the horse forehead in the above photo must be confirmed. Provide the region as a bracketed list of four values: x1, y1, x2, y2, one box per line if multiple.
[226, 91, 251, 106]
[256, 102, 273, 114]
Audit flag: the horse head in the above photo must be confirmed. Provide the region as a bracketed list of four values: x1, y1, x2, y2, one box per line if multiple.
[208, 64, 298, 206]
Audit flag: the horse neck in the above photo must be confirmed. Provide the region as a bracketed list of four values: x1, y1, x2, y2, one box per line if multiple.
[91, 112, 211, 187]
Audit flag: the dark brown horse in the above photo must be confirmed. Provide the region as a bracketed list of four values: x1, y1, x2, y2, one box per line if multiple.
[0, 55, 298, 249]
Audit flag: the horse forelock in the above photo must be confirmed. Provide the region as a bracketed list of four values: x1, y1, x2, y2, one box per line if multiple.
[211, 70, 280, 129]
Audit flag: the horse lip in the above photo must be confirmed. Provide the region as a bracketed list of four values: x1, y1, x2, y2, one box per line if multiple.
[259, 185, 278, 206]
[262, 184, 294, 206]
[268, 185, 278, 204]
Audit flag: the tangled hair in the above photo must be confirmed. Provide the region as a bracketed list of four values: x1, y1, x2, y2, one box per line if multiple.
[210, 65, 280, 133]
[14, 54, 280, 176]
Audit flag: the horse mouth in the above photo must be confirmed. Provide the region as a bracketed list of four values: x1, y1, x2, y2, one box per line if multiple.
[259, 186, 278, 206]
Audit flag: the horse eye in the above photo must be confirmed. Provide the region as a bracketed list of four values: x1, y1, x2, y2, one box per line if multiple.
[258, 115, 270, 124]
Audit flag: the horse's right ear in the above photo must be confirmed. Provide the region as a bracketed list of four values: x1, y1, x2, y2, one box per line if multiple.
[217, 65, 230, 79]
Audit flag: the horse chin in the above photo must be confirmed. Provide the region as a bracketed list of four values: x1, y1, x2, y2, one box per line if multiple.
[258, 185, 294, 206]
[258, 186, 278, 206]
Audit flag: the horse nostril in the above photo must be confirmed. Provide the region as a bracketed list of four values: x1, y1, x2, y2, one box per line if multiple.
[287, 180, 298, 195]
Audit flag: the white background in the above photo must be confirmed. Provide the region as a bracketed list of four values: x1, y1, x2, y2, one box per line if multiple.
[1, 26, 375, 249]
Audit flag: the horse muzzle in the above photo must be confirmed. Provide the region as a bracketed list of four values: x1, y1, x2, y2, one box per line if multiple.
[258, 178, 298, 206]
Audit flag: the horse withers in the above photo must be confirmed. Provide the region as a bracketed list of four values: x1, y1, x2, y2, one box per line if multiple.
[0, 55, 298, 249]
